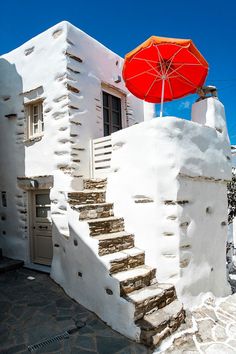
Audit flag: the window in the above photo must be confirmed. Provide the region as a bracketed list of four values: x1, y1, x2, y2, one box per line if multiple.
[103, 91, 122, 136]
[26, 101, 44, 138]
[35, 193, 51, 219]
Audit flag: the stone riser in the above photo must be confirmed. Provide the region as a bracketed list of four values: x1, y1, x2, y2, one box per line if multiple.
[89, 218, 124, 236]
[109, 253, 145, 274]
[68, 191, 106, 204]
[74, 203, 114, 220]
[120, 269, 156, 296]
[139, 309, 185, 348]
[83, 178, 107, 190]
[98, 235, 135, 256]
[133, 288, 177, 321]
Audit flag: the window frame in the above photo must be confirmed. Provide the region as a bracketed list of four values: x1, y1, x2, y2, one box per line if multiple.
[102, 86, 125, 136]
[25, 100, 44, 139]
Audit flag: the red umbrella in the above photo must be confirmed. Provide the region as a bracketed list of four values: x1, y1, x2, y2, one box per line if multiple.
[122, 36, 208, 117]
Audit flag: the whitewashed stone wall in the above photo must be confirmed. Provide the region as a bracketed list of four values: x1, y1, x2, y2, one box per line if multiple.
[106, 98, 232, 308]
[0, 21, 149, 263]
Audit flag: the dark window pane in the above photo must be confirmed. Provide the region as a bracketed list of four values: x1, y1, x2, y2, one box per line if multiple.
[103, 91, 122, 136]
[33, 105, 38, 114]
[112, 126, 120, 132]
[33, 115, 38, 123]
[36, 206, 50, 218]
[104, 124, 110, 136]
[33, 124, 39, 134]
[112, 111, 120, 126]
[112, 96, 120, 111]
[103, 108, 109, 123]
[103, 92, 109, 107]
[36, 194, 50, 206]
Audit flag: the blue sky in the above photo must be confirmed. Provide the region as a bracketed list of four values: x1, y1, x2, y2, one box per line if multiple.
[1, 0, 236, 142]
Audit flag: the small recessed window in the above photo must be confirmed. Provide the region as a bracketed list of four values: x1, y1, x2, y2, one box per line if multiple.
[102, 91, 122, 136]
[26, 101, 44, 138]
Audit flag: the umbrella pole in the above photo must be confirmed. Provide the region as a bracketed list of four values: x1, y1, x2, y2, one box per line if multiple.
[160, 78, 165, 118]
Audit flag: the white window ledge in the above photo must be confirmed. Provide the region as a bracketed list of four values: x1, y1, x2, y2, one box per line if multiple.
[23, 134, 44, 144]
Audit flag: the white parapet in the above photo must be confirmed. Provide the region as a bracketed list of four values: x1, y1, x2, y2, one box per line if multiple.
[106, 98, 232, 308]
[191, 97, 229, 141]
[143, 101, 155, 121]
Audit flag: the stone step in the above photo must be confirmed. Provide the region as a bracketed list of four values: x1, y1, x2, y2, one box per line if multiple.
[113, 265, 156, 296]
[136, 299, 185, 347]
[83, 178, 107, 190]
[88, 216, 125, 236]
[94, 231, 135, 256]
[71, 203, 114, 220]
[68, 190, 106, 205]
[0, 257, 24, 273]
[125, 283, 176, 321]
[101, 248, 145, 274]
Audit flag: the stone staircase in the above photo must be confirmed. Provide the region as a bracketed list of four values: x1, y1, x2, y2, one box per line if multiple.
[68, 178, 185, 347]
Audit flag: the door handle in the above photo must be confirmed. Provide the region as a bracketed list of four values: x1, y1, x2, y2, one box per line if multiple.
[39, 226, 48, 229]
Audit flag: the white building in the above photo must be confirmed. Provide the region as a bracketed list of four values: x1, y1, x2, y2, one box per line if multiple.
[0, 21, 232, 347]
[0, 21, 148, 265]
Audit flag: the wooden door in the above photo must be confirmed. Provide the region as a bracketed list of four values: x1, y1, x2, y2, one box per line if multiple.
[31, 190, 53, 265]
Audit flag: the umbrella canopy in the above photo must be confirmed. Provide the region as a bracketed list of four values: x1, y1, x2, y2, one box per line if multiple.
[122, 36, 208, 116]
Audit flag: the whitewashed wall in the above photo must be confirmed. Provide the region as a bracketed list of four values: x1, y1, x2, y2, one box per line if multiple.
[106, 98, 232, 308]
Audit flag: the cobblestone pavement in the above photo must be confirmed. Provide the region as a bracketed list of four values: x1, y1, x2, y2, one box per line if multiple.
[0, 268, 151, 354]
[161, 294, 236, 353]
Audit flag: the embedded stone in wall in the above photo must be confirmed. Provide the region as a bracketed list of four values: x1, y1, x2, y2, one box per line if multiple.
[66, 39, 74, 46]
[163, 232, 175, 237]
[67, 66, 80, 74]
[65, 51, 83, 63]
[53, 95, 67, 103]
[67, 84, 80, 94]
[24, 46, 34, 56]
[133, 195, 154, 203]
[55, 72, 67, 81]
[52, 29, 63, 38]
[179, 258, 190, 268]
[164, 200, 190, 205]
[69, 105, 79, 111]
[5, 114, 17, 119]
[59, 166, 75, 175]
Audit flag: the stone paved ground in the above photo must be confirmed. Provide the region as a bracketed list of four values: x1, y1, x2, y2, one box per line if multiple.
[2, 268, 236, 354]
[160, 294, 236, 353]
[0, 268, 151, 354]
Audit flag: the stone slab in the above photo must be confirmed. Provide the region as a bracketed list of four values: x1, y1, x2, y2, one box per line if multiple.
[0, 257, 24, 273]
